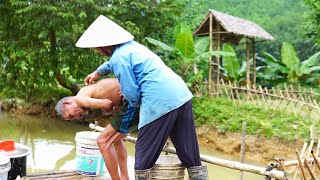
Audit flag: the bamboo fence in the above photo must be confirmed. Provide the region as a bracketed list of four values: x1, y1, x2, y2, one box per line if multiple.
[272, 139, 320, 180]
[89, 124, 286, 179]
[202, 80, 320, 121]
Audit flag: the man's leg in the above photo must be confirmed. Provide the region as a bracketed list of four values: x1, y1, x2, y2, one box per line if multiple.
[113, 136, 129, 180]
[97, 124, 123, 180]
[134, 109, 180, 179]
[169, 100, 208, 180]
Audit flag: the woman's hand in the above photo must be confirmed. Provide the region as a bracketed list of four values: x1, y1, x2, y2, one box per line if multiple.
[84, 71, 100, 86]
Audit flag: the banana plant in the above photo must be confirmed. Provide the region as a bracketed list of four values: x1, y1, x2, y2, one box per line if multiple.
[258, 42, 320, 85]
[221, 44, 247, 84]
[145, 24, 234, 78]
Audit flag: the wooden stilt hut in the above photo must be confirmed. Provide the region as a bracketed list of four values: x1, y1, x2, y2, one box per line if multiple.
[193, 9, 274, 96]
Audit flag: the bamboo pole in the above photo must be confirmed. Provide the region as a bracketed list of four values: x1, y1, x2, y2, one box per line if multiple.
[306, 140, 314, 161]
[240, 122, 246, 180]
[311, 150, 320, 172]
[252, 85, 262, 106]
[277, 87, 286, 113]
[216, 23, 221, 88]
[312, 140, 320, 172]
[246, 85, 255, 105]
[221, 80, 230, 99]
[284, 84, 291, 98]
[292, 142, 308, 179]
[265, 87, 274, 109]
[208, 13, 213, 96]
[228, 81, 235, 103]
[285, 157, 320, 167]
[275, 158, 286, 172]
[252, 39, 256, 86]
[295, 149, 307, 180]
[298, 96, 307, 115]
[234, 83, 240, 101]
[246, 39, 250, 85]
[89, 124, 286, 179]
[259, 86, 267, 108]
[304, 159, 316, 180]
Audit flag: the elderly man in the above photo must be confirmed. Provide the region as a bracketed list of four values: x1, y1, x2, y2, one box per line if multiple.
[55, 78, 139, 180]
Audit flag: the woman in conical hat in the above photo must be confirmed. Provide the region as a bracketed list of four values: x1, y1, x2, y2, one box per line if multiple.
[77, 15, 209, 180]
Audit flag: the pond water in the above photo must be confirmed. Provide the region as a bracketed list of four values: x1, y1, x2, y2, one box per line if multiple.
[0, 112, 265, 179]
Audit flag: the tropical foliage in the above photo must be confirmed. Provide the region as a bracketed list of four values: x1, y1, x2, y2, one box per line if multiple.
[221, 44, 247, 84]
[257, 42, 320, 86]
[0, 0, 187, 100]
[0, 0, 319, 102]
[189, 0, 319, 60]
[145, 24, 233, 94]
[304, 0, 320, 47]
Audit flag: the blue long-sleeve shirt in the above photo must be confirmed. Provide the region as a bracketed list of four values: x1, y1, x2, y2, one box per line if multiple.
[97, 41, 193, 129]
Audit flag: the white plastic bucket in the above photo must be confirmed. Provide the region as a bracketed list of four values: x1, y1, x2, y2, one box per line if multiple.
[0, 154, 11, 180]
[75, 131, 105, 176]
[0, 143, 30, 180]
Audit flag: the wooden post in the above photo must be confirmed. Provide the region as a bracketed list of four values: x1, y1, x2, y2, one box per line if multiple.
[240, 122, 246, 180]
[304, 159, 316, 180]
[292, 142, 308, 179]
[252, 39, 256, 86]
[312, 140, 320, 172]
[208, 13, 213, 96]
[246, 39, 250, 85]
[311, 150, 320, 172]
[216, 23, 221, 88]
[295, 149, 307, 180]
[228, 81, 235, 103]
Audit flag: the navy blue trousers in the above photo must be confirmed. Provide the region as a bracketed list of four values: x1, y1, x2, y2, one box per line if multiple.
[135, 100, 201, 170]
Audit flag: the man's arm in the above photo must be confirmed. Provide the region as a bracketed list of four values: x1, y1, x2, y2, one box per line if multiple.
[111, 56, 141, 107]
[84, 61, 111, 86]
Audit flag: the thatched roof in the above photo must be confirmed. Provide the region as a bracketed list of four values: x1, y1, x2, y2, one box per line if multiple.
[194, 9, 274, 42]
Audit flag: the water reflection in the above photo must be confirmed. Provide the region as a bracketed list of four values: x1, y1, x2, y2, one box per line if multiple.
[0, 112, 88, 172]
[0, 112, 264, 179]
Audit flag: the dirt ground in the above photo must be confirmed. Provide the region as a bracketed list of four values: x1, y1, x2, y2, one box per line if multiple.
[196, 125, 306, 166]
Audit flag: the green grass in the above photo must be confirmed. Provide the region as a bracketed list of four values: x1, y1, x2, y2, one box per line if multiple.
[193, 97, 319, 141]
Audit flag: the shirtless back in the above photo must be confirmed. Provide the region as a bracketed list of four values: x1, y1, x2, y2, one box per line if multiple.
[76, 78, 122, 108]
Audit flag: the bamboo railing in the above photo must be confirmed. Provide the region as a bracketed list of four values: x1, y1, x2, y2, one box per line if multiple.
[89, 123, 286, 179]
[203, 80, 320, 120]
[272, 139, 320, 180]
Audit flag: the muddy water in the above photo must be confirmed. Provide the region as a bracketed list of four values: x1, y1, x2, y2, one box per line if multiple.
[0, 112, 264, 179]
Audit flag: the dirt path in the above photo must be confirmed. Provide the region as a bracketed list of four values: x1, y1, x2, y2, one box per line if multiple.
[196, 126, 305, 165]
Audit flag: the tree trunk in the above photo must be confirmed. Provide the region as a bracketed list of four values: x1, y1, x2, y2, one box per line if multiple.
[49, 28, 79, 95]
[55, 73, 79, 95]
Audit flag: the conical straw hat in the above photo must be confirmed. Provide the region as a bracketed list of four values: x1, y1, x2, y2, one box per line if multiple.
[76, 15, 134, 48]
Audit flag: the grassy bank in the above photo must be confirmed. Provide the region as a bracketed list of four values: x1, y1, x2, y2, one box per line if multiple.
[193, 97, 318, 141]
